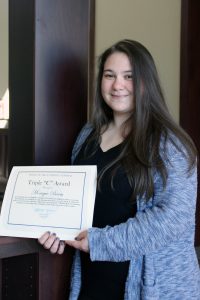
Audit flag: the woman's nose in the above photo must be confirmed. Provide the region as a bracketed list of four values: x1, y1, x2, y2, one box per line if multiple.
[112, 77, 124, 90]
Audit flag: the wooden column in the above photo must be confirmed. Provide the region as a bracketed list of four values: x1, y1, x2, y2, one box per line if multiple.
[9, 0, 95, 167]
[4, 0, 95, 299]
[180, 0, 200, 246]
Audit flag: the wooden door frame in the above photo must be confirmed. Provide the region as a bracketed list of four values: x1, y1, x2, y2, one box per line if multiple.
[180, 0, 200, 247]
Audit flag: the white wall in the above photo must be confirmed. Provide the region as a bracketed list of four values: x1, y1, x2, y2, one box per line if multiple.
[0, 0, 8, 99]
[95, 0, 181, 122]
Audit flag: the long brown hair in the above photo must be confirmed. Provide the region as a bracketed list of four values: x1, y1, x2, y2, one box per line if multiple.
[87, 39, 197, 201]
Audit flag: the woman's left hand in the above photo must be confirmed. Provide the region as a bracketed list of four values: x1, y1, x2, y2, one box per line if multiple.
[65, 230, 89, 253]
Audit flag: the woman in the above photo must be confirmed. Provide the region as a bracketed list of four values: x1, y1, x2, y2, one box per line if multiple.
[39, 39, 200, 299]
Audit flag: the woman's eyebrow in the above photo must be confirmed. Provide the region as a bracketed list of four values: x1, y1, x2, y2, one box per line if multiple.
[103, 69, 132, 73]
[103, 69, 114, 72]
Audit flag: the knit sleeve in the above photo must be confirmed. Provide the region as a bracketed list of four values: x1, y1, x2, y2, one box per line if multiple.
[88, 147, 197, 262]
[68, 250, 81, 300]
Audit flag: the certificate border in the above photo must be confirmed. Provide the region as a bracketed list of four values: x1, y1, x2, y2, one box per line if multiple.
[7, 171, 86, 231]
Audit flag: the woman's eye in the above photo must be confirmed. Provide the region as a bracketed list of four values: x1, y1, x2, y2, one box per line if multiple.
[125, 74, 133, 80]
[104, 73, 114, 79]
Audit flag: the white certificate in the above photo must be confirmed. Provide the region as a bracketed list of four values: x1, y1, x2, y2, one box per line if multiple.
[0, 165, 97, 240]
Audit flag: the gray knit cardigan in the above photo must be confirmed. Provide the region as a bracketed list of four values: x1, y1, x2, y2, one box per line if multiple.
[69, 123, 200, 300]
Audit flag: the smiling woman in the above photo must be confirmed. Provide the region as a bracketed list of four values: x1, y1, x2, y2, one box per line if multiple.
[39, 39, 200, 300]
[101, 52, 134, 119]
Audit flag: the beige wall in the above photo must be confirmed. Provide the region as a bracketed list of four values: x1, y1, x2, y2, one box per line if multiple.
[0, 0, 8, 99]
[95, 0, 181, 122]
[0, 1, 181, 121]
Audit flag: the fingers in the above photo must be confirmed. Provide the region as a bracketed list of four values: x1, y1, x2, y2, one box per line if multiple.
[38, 232, 65, 255]
[39, 232, 57, 249]
[38, 231, 89, 254]
[57, 241, 66, 255]
[65, 240, 80, 249]
[38, 231, 51, 245]
[49, 238, 66, 255]
[49, 236, 60, 254]
[65, 231, 89, 253]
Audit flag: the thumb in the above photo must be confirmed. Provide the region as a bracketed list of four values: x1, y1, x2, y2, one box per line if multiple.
[75, 230, 87, 241]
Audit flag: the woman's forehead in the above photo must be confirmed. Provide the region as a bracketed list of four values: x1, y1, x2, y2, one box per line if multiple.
[104, 52, 132, 70]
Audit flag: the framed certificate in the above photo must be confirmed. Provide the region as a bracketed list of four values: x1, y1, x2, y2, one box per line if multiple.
[0, 165, 97, 240]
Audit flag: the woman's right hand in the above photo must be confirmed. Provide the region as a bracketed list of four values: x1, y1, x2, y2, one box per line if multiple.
[38, 231, 65, 255]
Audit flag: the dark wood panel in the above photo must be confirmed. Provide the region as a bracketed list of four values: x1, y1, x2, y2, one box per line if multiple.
[7, 0, 95, 298]
[8, 0, 35, 168]
[180, 0, 200, 246]
[0, 237, 74, 300]
[8, 0, 95, 169]
[2, 254, 38, 299]
[34, 0, 95, 165]
[0, 237, 39, 259]
[38, 248, 74, 300]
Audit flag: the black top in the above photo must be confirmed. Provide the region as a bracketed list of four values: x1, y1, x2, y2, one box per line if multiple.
[74, 135, 136, 300]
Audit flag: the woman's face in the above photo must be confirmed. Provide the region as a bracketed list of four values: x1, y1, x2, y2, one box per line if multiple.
[101, 52, 134, 118]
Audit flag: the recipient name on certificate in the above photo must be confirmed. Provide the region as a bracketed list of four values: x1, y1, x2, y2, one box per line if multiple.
[0, 165, 97, 240]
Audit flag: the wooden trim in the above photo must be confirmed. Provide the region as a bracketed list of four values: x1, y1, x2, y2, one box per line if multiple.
[180, 0, 200, 246]
[179, 0, 189, 125]
[87, 0, 96, 120]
